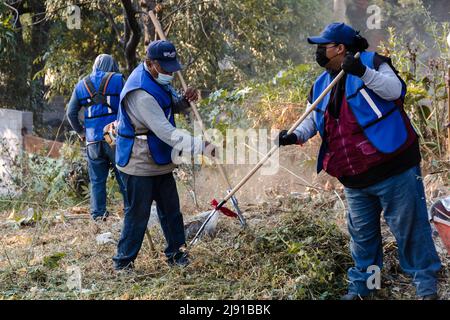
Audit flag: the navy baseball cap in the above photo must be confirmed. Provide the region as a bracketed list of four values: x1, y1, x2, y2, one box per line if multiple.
[307, 22, 357, 46]
[147, 40, 182, 73]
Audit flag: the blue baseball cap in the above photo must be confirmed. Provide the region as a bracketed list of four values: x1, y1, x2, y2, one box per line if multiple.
[146, 40, 182, 73]
[307, 22, 357, 46]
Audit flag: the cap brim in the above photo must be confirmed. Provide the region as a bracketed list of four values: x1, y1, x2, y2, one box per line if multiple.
[307, 36, 333, 44]
[158, 59, 182, 73]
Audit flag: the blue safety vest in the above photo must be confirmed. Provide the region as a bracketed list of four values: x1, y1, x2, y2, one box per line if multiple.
[312, 51, 409, 173]
[75, 70, 123, 142]
[116, 63, 176, 167]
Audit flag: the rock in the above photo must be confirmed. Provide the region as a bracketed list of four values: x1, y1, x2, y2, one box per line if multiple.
[14, 207, 36, 226]
[184, 210, 219, 240]
[66, 266, 82, 291]
[95, 232, 115, 245]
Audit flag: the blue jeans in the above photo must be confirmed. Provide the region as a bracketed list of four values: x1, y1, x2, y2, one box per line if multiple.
[113, 172, 186, 269]
[86, 141, 127, 219]
[344, 165, 441, 297]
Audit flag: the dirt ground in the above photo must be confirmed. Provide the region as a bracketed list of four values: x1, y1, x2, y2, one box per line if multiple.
[0, 144, 448, 300]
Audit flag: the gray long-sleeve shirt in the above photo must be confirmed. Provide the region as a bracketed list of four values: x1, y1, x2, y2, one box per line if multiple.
[293, 62, 403, 144]
[117, 85, 204, 176]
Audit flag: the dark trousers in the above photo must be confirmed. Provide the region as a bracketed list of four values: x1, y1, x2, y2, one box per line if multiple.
[86, 141, 127, 218]
[113, 172, 186, 269]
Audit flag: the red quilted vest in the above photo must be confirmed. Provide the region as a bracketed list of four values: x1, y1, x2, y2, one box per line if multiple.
[322, 96, 416, 178]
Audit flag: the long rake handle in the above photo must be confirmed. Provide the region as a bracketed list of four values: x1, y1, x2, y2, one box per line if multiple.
[148, 11, 235, 189]
[220, 52, 361, 204]
[188, 53, 360, 246]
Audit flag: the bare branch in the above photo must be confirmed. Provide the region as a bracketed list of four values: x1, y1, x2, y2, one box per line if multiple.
[98, 5, 124, 47]
[2, 2, 19, 27]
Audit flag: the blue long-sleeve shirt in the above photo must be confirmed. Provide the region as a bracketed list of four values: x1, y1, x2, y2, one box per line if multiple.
[66, 88, 84, 135]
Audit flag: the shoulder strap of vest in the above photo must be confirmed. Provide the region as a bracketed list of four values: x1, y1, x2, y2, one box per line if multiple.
[83, 76, 97, 99]
[98, 72, 115, 96]
[82, 74, 110, 107]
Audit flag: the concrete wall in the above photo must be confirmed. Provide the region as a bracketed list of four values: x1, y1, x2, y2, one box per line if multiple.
[44, 95, 66, 126]
[0, 108, 33, 195]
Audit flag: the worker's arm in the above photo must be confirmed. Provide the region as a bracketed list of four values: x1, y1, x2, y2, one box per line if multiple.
[124, 89, 204, 155]
[293, 62, 403, 142]
[167, 86, 198, 114]
[293, 104, 318, 144]
[343, 53, 403, 101]
[360, 62, 403, 101]
[66, 88, 85, 138]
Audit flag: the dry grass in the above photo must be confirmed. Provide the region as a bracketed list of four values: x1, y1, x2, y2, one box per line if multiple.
[0, 191, 448, 300]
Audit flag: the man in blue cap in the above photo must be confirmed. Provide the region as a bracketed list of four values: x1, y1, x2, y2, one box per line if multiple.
[277, 23, 441, 299]
[113, 40, 215, 270]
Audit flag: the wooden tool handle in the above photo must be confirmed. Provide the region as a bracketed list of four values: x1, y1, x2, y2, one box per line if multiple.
[148, 10, 235, 189]
[223, 52, 361, 202]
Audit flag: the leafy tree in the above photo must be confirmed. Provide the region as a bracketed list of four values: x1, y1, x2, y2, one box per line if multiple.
[34, 0, 332, 99]
[155, 0, 331, 90]
[0, 4, 15, 55]
[0, 0, 331, 129]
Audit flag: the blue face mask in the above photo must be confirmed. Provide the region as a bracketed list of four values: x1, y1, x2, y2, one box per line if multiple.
[155, 72, 174, 85]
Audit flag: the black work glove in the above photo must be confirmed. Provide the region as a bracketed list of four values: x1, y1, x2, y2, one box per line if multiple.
[277, 130, 298, 146]
[342, 52, 366, 77]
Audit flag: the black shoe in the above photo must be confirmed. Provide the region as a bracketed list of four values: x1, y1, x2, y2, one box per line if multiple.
[93, 211, 110, 222]
[418, 293, 439, 300]
[167, 252, 190, 268]
[114, 261, 134, 273]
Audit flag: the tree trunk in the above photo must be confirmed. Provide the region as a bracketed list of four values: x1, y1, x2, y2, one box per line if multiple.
[139, 0, 158, 47]
[121, 0, 141, 75]
[0, 1, 30, 111]
[333, 0, 347, 23]
[29, 0, 51, 129]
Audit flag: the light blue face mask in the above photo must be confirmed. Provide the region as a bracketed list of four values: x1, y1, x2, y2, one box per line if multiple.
[147, 61, 174, 85]
[155, 72, 174, 85]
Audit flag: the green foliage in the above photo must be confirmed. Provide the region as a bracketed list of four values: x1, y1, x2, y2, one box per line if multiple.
[0, 12, 29, 111]
[379, 24, 449, 159]
[0, 133, 89, 213]
[31, 0, 331, 100]
[0, 5, 15, 56]
[41, 0, 128, 98]
[252, 201, 351, 299]
[194, 63, 320, 136]
[163, 0, 330, 90]
[197, 87, 253, 134]
[43, 252, 66, 269]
